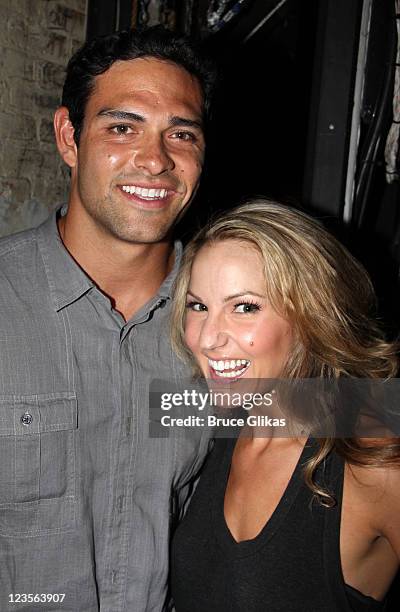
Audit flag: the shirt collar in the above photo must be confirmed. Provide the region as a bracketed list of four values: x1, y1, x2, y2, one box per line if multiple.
[156, 240, 182, 300]
[37, 210, 183, 312]
[37, 210, 94, 312]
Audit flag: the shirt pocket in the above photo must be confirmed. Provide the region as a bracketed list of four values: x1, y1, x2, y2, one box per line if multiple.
[0, 392, 77, 537]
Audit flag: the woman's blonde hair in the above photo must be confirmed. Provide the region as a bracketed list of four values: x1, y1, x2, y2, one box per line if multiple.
[170, 199, 399, 504]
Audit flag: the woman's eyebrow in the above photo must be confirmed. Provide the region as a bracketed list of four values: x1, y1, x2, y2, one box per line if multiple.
[186, 290, 203, 302]
[223, 291, 265, 303]
[186, 290, 265, 303]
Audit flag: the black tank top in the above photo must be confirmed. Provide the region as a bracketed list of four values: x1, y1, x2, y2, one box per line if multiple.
[171, 437, 386, 612]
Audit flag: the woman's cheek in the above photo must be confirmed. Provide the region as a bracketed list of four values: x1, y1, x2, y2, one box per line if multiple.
[184, 317, 199, 353]
[231, 320, 257, 348]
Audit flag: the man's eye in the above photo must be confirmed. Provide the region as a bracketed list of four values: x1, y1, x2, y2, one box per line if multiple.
[234, 302, 261, 314]
[110, 125, 133, 135]
[185, 301, 207, 312]
[172, 131, 196, 142]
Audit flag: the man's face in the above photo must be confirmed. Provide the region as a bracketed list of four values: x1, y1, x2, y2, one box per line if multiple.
[66, 57, 205, 243]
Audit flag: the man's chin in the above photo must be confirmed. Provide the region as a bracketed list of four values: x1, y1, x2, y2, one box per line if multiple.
[106, 223, 174, 245]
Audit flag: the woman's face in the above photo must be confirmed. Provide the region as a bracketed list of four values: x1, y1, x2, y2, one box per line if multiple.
[184, 240, 293, 381]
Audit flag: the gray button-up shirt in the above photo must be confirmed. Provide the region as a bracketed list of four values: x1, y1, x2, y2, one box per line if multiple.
[0, 212, 209, 611]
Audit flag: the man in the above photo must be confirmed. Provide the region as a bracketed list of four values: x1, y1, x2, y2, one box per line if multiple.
[0, 27, 215, 611]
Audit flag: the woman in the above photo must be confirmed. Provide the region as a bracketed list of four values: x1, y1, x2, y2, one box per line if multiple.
[169, 199, 400, 612]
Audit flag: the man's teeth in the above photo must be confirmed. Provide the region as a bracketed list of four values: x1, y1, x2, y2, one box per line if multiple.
[121, 185, 168, 199]
[208, 358, 250, 378]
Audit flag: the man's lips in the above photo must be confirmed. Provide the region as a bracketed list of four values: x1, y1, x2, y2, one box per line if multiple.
[117, 183, 180, 209]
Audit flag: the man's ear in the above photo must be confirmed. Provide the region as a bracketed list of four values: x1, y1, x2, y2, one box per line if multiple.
[54, 107, 78, 168]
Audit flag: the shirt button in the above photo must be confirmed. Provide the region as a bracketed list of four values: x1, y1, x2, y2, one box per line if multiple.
[117, 495, 124, 513]
[21, 413, 33, 426]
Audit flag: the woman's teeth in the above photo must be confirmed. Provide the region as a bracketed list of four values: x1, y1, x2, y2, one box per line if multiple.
[208, 359, 250, 378]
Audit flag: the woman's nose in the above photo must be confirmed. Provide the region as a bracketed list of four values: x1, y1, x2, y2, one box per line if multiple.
[199, 312, 229, 351]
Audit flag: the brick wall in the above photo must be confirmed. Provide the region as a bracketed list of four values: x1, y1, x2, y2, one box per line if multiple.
[0, 0, 87, 237]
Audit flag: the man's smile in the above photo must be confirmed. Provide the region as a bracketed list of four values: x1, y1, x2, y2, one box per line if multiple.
[121, 185, 169, 199]
[117, 181, 181, 209]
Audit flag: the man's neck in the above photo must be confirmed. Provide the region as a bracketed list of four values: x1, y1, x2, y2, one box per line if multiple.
[58, 210, 174, 322]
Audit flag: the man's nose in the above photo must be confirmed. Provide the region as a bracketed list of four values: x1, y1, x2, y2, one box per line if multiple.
[199, 312, 229, 351]
[133, 133, 175, 175]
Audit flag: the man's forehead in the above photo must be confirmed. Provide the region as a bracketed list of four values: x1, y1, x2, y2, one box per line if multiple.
[81, 58, 205, 127]
[85, 57, 204, 121]
[90, 56, 203, 107]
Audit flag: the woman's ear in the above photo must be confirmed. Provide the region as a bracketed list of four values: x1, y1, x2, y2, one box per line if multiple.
[54, 106, 77, 168]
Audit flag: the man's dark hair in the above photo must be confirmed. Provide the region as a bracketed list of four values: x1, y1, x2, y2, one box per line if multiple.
[62, 26, 216, 145]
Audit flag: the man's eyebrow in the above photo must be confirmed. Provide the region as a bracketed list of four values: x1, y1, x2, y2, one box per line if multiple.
[97, 109, 145, 122]
[168, 116, 203, 130]
[97, 109, 203, 130]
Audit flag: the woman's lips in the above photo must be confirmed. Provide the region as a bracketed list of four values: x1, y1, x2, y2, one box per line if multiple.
[207, 358, 251, 381]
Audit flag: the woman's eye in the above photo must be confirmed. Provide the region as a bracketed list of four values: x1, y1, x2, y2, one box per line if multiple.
[185, 301, 207, 312]
[234, 302, 261, 314]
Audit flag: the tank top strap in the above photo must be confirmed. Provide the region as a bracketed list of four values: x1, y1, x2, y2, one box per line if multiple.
[317, 448, 352, 610]
[322, 449, 386, 611]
